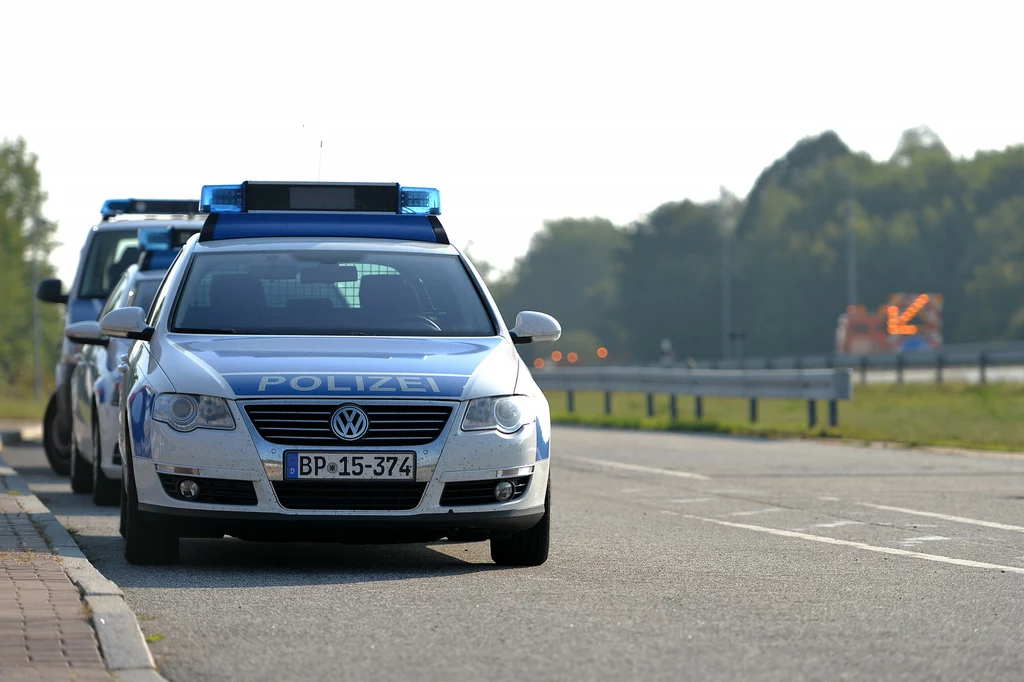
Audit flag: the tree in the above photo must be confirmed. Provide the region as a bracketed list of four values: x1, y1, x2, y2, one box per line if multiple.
[490, 218, 626, 362]
[0, 138, 62, 391]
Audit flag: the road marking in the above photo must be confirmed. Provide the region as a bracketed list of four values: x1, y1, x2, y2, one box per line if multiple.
[812, 520, 862, 529]
[668, 497, 714, 504]
[899, 536, 949, 548]
[660, 510, 678, 516]
[564, 455, 710, 481]
[729, 508, 783, 517]
[683, 514, 1024, 575]
[857, 502, 1024, 533]
[818, 496, 840, 501]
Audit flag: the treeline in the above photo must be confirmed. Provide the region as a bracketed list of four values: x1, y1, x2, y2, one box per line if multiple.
[0, 138, 63, 392]
[483, 127, 1024, 364]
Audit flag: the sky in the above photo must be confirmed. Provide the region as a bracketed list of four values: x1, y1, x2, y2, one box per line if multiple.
[2, 0, 1022, 284]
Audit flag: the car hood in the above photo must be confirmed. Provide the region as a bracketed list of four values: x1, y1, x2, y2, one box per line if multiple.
[154, 335, 520, 401]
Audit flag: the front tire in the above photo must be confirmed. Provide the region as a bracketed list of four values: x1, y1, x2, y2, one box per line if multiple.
[91, 418, 120, 506]
[43, 394, 72, 476]
[122, 433, 178, 565]
[69, 438, 93, 494]
[490, 481, 550, 567]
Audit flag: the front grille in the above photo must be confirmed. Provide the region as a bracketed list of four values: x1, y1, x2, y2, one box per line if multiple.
[271, 480, 427, 511]
[158, 474, 258, 505]
[244, 403, 453, 447]
[440, 476, 531, 506]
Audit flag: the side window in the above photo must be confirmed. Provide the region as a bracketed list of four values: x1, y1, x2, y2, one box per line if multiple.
[147, 251, 186, 326]
[99, 276, 129, 319]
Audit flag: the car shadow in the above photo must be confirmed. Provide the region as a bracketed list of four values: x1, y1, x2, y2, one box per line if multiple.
[79, 535, 506, 590]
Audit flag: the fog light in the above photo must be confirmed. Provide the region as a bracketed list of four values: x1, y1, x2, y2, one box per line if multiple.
[178, 479, 199, 500]
[494, 480, 514, 502]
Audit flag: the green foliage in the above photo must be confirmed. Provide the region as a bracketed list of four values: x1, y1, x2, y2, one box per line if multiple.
[486, 217, 626, 363]
[491, 128, 1024, 361]
[0, 138, 62, 390]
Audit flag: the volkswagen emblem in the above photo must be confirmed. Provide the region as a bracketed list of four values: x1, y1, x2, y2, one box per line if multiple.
[331, 405, 369, 441]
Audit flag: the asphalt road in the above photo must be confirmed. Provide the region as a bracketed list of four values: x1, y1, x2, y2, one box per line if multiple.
[5, 428, 1024, 681]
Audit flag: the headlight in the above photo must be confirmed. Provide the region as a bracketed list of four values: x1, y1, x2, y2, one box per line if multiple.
[462, 395, 534, 434]
[153, 394, 235, 432]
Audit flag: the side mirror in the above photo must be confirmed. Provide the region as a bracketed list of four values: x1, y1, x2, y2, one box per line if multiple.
[36, 278, 68, 305]
[65, 321, 108, 346]
[101, 307, 153, 341]
[510, 311, 561, 345]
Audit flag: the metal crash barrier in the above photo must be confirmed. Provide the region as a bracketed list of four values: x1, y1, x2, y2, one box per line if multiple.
[531, 367, 854, 428]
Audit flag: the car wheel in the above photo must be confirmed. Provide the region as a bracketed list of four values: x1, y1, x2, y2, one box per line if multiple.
[42, 394, 71, 476]
[91, 418, 120, 506]
[69, 437, 93, 494]
[490, 481, 550, 567]
[123, 438, 179, 565]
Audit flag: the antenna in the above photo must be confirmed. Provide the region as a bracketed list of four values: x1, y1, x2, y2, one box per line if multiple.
[317, 141, 323, 181]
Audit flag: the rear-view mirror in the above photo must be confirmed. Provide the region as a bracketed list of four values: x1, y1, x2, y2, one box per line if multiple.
[101, 307, 153, 341]
[36, 278, 68, 305]
[510, 311, 561, 345]
[65, 321, 108, 346]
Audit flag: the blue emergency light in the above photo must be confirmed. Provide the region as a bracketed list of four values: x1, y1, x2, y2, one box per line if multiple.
[100, 198, 200, 220]
[196, 181, 448, 244]
[137, 226, 200, 270]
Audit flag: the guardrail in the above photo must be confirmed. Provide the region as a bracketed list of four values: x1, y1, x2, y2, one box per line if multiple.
[690, 347, 1024, 384]
[531, 367, 853, 428]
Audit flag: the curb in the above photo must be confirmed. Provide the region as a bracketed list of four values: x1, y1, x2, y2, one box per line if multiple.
[0, 453, 168, 681]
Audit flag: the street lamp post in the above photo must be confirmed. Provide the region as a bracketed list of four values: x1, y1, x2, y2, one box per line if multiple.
[31, 217, 42, 401]
[718, 187, 740, 360]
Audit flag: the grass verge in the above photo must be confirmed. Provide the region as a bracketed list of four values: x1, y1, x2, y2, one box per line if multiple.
[0, 393, 47, 422]
[545, 383, 1024, 452]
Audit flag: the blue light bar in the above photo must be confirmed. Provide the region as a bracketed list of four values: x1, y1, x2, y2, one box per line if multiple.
[400, 187, 441, 215]
[100, 198, 199, 219]
[138, 226, 200, 251]
[199, 182, 441, 215]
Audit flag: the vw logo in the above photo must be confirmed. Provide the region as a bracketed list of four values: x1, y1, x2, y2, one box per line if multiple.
[331, 405, 369, 441]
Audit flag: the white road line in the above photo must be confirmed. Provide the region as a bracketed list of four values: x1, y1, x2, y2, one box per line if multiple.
[818, 496, 840, 502]
[857, 502, 1024, 533]
[729, 508, 783, 517]
[899, 536, 949, 548]
[811, 520, 863, 529]
[668, 498, 714, 504]
[564, 455, 710, 481]
[683, 514, 1024, 575]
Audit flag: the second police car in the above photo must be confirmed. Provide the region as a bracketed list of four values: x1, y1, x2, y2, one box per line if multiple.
[102, 182, 561, 566]
[64, 225, 200, 505]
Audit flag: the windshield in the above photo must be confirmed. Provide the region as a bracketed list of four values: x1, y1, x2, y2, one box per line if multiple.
[170, 250, 496, 336]
[129, 279, 162, 314]
[78, 230, 140, 299]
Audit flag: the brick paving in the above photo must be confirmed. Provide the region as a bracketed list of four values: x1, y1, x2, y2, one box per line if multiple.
[0, 487, 112, 681]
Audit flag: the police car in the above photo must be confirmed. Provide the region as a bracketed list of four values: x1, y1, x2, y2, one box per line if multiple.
[101, 182, 561, 566]
[36, 199, 201, 476]
[64, 225, 200, 505]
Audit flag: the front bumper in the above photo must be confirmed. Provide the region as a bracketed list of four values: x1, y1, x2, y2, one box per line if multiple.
[137, 503, 545, 542]
[130, 399, 549, 540]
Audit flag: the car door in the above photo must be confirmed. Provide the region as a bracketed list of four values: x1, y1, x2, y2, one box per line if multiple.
[78, 275, 129, 461]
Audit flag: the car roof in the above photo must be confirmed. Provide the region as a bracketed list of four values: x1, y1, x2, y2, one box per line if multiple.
[91, 218, 205, 233]
[190, 237, 461, 256]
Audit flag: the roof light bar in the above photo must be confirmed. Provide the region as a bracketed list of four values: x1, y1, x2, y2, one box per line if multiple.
[137, 226, 200, 251]
[100, 199, 199, 220]
[199, 182, 440, 215]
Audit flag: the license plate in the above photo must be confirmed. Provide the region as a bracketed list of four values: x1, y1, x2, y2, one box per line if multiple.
[284, 452, 415, 480]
